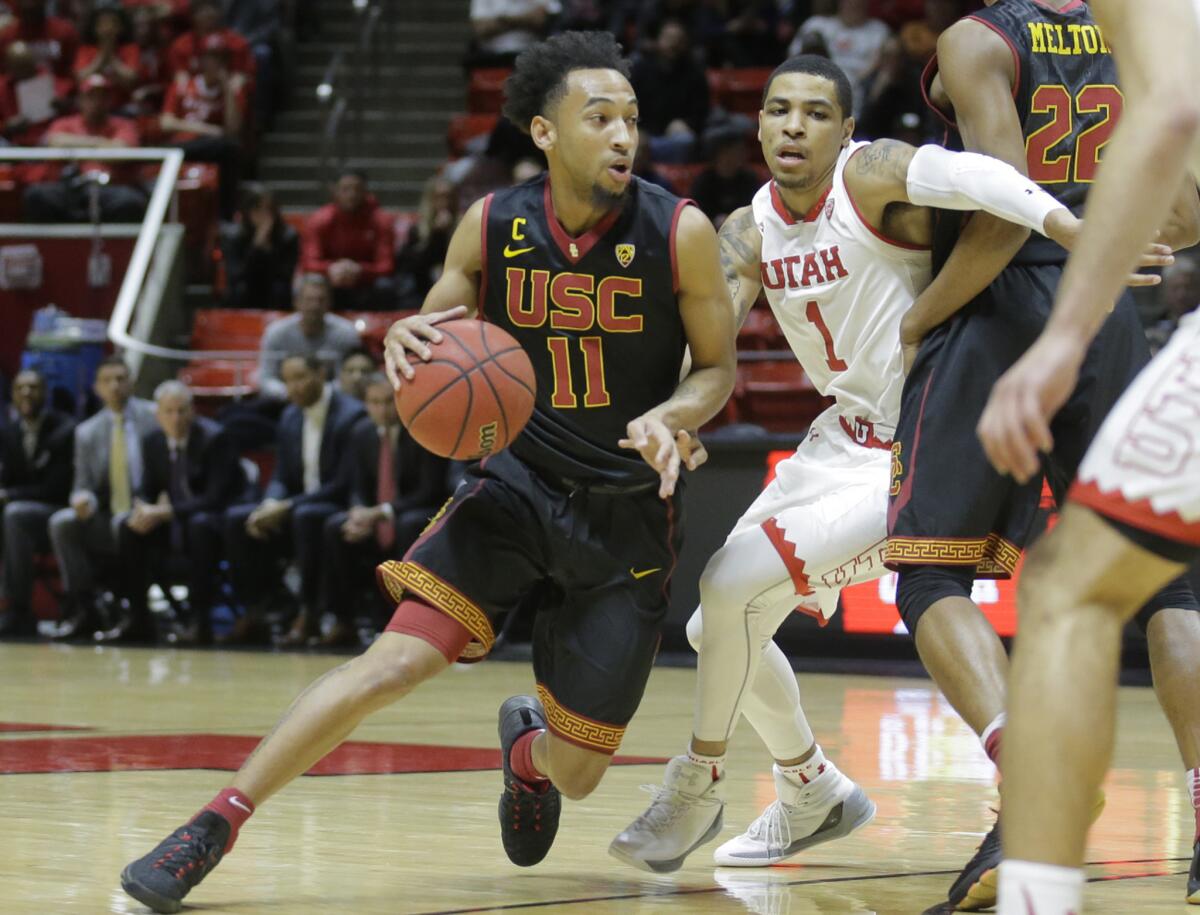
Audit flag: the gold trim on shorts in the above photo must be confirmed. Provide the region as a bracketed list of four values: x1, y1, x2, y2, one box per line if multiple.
[886, 533, 1021, 578]
[536, 683, 625, 755]
[377, 560, 495, 658]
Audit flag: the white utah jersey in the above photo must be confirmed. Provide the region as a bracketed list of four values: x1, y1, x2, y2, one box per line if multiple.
[751, 141, 932, 429]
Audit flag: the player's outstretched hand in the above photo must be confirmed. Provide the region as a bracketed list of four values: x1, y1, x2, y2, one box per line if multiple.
[620, 415, 682, 500]
[1043, 210, 1173, 287]
[977, 332, 1086, 483]
[384, 305, 470, 387]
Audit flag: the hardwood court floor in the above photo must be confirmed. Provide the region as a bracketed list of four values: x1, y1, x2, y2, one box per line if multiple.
[0, 643, 1193, 914]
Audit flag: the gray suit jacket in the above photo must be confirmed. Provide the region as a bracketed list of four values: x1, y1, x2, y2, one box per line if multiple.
[70, 397, 159, 511]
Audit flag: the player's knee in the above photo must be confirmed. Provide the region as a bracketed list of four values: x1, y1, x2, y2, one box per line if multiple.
[895, 565, 974, 634]
[350, 636, 443, 708]
[549, 758, 609, 800]
[698, 550, 753, 623]
[685, 607, 703, 653]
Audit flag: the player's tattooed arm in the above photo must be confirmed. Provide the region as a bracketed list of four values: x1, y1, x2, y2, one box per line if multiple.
[717, 205, 764, 332]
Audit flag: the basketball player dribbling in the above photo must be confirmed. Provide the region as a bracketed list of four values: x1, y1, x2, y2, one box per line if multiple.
[885, 0, 1200, 909]
[974, 1, 1200, 911]
[119, 31, 739, 913]
[605, 54, 1144, 874]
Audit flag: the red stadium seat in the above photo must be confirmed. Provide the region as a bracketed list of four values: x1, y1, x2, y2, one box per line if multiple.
[190, 308, 286, 351]
[656, 163, 706, 197]
[738, 306, 786, 351]
[343, 309, 418, 359]
[709, 67, 773, 115]
[447, 113, 499, 157]
[178, 358, 261, 398]
[735, 359, 831, 433]
[467, 68, 511, 113]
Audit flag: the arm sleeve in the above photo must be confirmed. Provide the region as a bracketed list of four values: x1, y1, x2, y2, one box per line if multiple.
[905, 144, 1062, 234]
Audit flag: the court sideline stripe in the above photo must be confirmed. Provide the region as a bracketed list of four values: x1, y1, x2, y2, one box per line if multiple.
[414, 857, 1191, 915]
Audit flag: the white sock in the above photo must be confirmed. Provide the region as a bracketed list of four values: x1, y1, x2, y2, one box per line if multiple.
[1188, 767, 1200, 842]
[981, 711, 1006, 767]
[778, 744, 829, 787]
[997, 860, 1083, 915]
[686, 747, 725, 781]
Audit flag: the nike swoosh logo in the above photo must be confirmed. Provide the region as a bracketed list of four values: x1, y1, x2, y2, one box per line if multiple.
[503, 245, 535, 258]
[229, 797, 252, 814]
[630, 567, 662, 580]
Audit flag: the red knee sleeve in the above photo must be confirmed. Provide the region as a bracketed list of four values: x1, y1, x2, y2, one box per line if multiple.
[385, 598, 473, 663]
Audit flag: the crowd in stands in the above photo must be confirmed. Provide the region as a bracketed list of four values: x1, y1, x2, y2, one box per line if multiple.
[0, 0, 1196, 651]
[0, 0, 285, 223]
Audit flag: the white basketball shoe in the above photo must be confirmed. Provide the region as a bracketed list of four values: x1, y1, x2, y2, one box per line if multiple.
[608, 755, 725, 873]
[713, 762, 875, 867]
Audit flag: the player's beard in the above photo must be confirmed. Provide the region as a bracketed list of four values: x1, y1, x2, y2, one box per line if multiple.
[591, 181, 628, 209]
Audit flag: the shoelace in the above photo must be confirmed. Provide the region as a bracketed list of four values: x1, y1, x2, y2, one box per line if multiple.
[152, 827, 220, 885]
[744, 801, 792, 853]
[630, 782, 721, 834]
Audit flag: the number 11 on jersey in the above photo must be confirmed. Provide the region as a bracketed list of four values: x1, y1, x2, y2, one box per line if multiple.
[547, 336, 612, 408]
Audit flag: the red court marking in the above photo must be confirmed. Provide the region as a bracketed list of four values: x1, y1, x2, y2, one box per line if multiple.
[0, 733, 668, 775]
[0, 722, 90, 733]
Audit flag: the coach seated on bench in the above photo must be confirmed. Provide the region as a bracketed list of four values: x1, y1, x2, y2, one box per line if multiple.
[223, 353, 363, 645]
[116, 380, 244, 646]
[0, 370, 74, 637]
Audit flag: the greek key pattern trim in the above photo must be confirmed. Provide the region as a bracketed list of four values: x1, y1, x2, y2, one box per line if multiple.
[535, 683, 624, 755]
[376, 560, 495, 655]
[886, 533, 1020, 577]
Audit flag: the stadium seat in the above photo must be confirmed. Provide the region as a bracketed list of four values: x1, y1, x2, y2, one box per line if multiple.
[178, 359, 261, 399]
[467, 68, 512, 114]
[183, 308, 284, 398]
[735, 359, 830, 433]
[343, 309, 418, 358]
[657, 163, 706, 197]
[447, 113, 499, 157]
[738, 306, 786, 351]
[709, 67, 773, 115]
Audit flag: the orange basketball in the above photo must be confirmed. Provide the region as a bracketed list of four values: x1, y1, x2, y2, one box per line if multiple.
[394, 319, 536, 461]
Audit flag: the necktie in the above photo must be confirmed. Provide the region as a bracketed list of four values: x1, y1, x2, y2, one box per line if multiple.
[376, 429, 397, 552]
[169, 445, 191, 504]
[109, 415, 131, 514]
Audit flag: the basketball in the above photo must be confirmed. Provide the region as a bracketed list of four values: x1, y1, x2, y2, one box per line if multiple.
[394, 319, 536, 461]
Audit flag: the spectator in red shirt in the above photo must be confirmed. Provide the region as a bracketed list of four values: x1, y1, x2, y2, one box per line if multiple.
[166, 0, 253, 85]
[0, 40, 73, 146]
[0, 0, 80, 78]
[75, 1, 140, 111]
[301, 169, 396, 311]
[160, 33, 245, 217]
[24, 73, 148, 223]
[129, 5, 170, 115]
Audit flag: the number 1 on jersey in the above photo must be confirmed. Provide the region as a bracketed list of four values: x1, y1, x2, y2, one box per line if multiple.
[547, 336, 611, 408]
[805, 300, 847, 372]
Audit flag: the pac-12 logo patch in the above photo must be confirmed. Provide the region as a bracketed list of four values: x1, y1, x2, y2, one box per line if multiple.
[616, 243, 636, 268]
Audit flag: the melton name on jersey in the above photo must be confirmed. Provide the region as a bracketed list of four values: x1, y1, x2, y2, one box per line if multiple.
[751, 140, 932, 441]
[478, 174, 691, 485]
[923, 0, 1121, 265]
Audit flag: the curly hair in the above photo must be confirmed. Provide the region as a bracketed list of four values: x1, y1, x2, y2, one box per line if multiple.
[502, 31, 631, 134]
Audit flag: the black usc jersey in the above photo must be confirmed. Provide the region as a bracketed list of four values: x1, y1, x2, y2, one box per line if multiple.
[478, 174, 691, 486]
[925, 0, 1121, 266]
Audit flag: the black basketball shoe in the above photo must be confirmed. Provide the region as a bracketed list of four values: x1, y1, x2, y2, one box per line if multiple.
[498, 695, 561, 867]
[1188, 839, 1200, 903]
[947, 816, 1000, 911]
[120, 811, 230, 913]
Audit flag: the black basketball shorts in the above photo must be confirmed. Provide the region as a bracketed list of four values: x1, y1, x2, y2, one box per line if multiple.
[376, 448, 683, 755]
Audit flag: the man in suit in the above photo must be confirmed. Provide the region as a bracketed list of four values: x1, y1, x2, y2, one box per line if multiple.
[0, 370, 74, 636]
[223, 352, 363, 644]
[318, 373, 447, 646]
[48, 356, 158, 641]
[117, 380, 244, 645]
